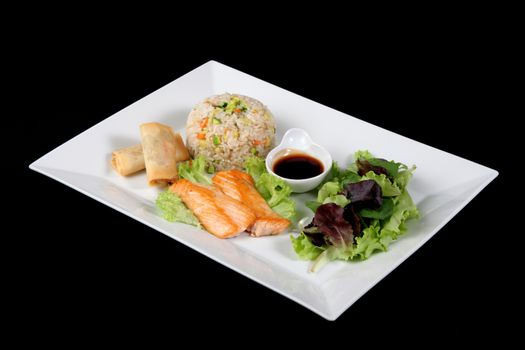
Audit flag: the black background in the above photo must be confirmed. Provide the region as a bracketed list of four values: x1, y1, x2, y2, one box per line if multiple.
[7, 14, 519, 345]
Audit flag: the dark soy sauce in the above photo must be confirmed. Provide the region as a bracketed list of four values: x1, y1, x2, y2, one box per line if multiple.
[273, 153, 324, 179]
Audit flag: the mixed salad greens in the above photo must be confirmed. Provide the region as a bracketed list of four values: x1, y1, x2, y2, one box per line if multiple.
[291, 150, 419, 272]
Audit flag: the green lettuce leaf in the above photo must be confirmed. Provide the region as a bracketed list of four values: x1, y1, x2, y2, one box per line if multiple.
[367, 158, 404, 178]
[354, 149, 374, 160]
[330, 161, 344, 180]
[244, 156, 266, 181]
[290, 232, 324, 260]
[318, 162, 360, 190]
[361, 171, 401, 197]
[352, 224, 385, 259]
[156, 190, 200, 227]
[294, 223, 387, 271]
[306, 200, 322, 213]
[341, 171, 361, 186]
[379, 190, 420, 244]
[309, 245, 349, 272]
[255, 173, 291, 206]
[178, 156, 212, 184]
[360, 197, 394, 219]
[394, 165, 416, 191]
[354, 149, 412, 179]
[323, 194, 351, 207]
[317, 181, 341, 202]
[245, 156, 296, 220]
[306, 181, 350, 213]
[271, 199, 296, 220]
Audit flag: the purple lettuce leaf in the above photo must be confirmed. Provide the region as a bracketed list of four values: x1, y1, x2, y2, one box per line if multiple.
[312, 203, 354, 247]
[356, 159, 389, 177]
[343, 179, 383, 210]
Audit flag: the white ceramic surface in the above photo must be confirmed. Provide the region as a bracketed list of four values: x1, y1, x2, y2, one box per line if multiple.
[265, 128, 332, 193]
[29, 60, 498, 321]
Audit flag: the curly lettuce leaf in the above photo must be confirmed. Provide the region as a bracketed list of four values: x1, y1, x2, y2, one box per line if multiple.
[245, 156, 296, 220]
[352, 224, 385, 259]
[355, 150, 411, 179]
[305, 220, 385, 268]
[361, 171, 401, 197]
[379, 190, 420, 244]
[256, 173, 296, 220]
[255, 173, 290, 206]
[317, 162, 360, 191]
[354, 150, 374, 160]
[330, 161, 344, 179]
[290, 232, 324, 260]
[394, 165, 416, 191]
[317, 181, 341, 202]
[270, 198, 296, 220]
[324, 194, 351, 207]
[156, 190, 200, 227]
[341, 171, 362, 186]
[178, 156, 212, 184]
[367, 158, 405, 178]
[244, 156, 266, 181]
[306, 180, 350, 213]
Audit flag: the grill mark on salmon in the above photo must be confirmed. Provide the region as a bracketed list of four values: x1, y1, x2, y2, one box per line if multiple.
[170, 179, 255, 238]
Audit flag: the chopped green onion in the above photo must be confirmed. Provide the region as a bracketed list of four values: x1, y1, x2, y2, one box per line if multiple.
[213, 135, 221, 146]
[212, 117, 221, 124]
[207, 164, 215, 174]
[250, 147, 258, 155]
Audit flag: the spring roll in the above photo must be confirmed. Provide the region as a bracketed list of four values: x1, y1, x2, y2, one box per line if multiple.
[172, 133, 191, 163]
[140, 122, 185, 186]
[111, 144, 145, 176]
[110, 133, 190, 178]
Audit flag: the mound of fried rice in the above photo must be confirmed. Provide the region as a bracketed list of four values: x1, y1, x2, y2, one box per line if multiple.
[186, 93, 276, 170]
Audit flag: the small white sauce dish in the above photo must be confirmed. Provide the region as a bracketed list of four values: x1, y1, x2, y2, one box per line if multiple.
[266, 128, 332, 193]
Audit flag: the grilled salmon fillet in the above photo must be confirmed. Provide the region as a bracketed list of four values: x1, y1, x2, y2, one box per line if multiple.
[212, 170, 290, 237]
[170, 179, 255, 238]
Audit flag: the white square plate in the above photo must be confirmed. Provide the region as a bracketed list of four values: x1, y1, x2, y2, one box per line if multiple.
[30, 61, 497, 320]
